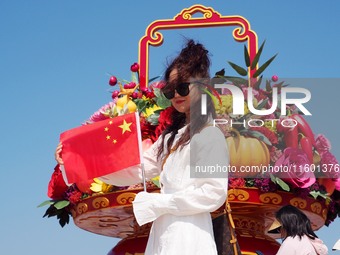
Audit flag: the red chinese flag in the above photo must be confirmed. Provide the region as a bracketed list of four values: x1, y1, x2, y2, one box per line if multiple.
[60, 112, 142, 184]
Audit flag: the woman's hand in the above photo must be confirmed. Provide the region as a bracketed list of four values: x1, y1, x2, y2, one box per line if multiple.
[55, 142, 64, 165]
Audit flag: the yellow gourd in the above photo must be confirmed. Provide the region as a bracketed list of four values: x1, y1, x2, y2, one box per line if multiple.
[226, 129, 270, 177]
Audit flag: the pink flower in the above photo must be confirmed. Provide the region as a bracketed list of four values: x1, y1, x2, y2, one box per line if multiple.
[84, 101, 116, 124]
[335, 178, 340, 191]
[315, 134, 332, 154]
[150, 80, 166, 89]
[274, 147, 316, 188]
[270, 146, 283, 163]
[320, 151, 340, 179]
[241, 86, 268, 102]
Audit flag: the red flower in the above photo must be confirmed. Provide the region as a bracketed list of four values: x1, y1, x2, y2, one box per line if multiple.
[140, 117, 156, 141]
[47, 165, 68, 200]
[145, 91, 155, 99]
[228, 178, 246, 188]
[153, 106, 174, 140]
[67, 190, 83, 205]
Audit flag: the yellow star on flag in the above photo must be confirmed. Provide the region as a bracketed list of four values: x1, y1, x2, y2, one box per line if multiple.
[119, 120, 132, 134]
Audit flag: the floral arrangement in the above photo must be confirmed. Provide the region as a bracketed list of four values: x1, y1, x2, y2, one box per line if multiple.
[213, 41, 340, 225]
[39, 42, 340, 228]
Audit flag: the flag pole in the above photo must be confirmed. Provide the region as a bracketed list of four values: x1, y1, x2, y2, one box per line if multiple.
[141, 163, 147, 192]
[135, 112, 147, 192]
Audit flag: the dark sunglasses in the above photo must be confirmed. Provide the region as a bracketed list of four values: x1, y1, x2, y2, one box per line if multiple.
[162, 82, 190, 99]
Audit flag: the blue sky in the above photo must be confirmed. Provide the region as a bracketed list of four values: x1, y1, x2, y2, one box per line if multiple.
[1, 1, 339, 254]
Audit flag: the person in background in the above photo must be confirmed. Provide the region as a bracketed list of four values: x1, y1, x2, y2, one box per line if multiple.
[269, 205, 328, 255]
[56, 39, 229, 255]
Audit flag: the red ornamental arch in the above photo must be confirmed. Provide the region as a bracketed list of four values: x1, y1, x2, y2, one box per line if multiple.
[138, 4, 258, 90]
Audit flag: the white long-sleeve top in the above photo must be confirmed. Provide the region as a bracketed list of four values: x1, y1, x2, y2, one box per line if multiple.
[99, 125, 229, 255]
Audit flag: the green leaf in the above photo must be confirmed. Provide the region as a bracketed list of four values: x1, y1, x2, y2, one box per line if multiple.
[131, 72, 138, 83]
[253, 75, 263, 90]
[275, 177, 290, 191]
[147, 112, 160, 125]
[269, 174, 276, 184]
[228, 61, 248, 76]
[245, 178, 255, 187]
[266, 80, 272, 92]
[272, 81, 286, 93]
[251, 40, 266, 70]
[58, 210, 70, 227]
[215, 68, 225, 76]
[152, 178, 160, 188]
[253, 54, 278, 78]
[244, 45, 250, 67]
[37, 200, 55, 208]
[154, 88, 171, 109]
[43, 205, 58, 218]
[54, 200, 70, 210]
[148, 76, 160, 83]
[221, 76, 248, 86]
[134, 98, 149, 112]
[256, 98, 269, 110]
[247, 130, 272, 146]
[309, 190, 330, 200]
[153, 88, 162, 98]
[118, 78, 130, 84]
[157, 98, 171, 109]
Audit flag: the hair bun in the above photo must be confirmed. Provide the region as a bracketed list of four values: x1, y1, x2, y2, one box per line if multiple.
[165, 38, 211, 82]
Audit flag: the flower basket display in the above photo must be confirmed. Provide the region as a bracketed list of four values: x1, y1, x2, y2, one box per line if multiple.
[68, 186, 330, 255]
[39, 5, 340, 255]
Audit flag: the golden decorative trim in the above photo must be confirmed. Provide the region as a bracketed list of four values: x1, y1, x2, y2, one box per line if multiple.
[290, 198, 307, 209]
[92, 197, 110, 209]
[228, 189, 250, 201]
[76, 202, 88, 215]
[178, 5, 215, 20]
[310, 202, 322, 214]
[322, 208, 328, 220]
[234, 218, 264, 233]
[259, 193, 282, 205]
[117, 192, 137, 205]
[70, 208, 76, 218]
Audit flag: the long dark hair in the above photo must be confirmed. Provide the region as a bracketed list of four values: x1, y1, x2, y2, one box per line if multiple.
[157, 39, 216, 160]
[275, 205, 318, 241]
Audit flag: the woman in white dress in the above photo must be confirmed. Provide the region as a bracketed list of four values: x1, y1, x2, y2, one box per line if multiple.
[56, 39, 229, 255]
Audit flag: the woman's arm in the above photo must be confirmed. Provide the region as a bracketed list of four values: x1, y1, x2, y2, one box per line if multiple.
[133, 126, 229, 225]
